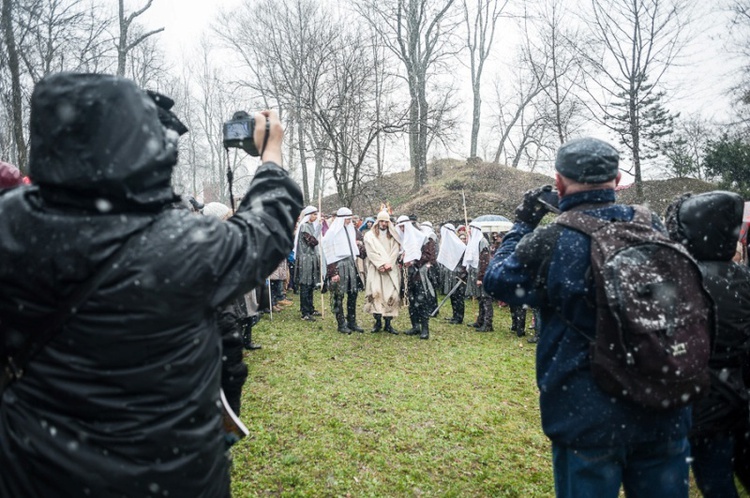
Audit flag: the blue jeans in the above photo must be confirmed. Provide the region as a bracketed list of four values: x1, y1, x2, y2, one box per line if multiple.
[552, 439, 689, 498]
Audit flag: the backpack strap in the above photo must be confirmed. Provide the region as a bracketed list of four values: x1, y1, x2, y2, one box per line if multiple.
[630, 204, 655, 226]
[556, 204, 655, 234]
[555, 210, 606, 235]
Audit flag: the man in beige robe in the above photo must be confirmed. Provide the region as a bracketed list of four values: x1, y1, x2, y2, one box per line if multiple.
[362, 210, 402, 334]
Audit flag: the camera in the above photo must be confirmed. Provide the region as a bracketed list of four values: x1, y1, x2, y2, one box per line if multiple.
[536, 186, 561, 214]
[223, 111, 260, 156]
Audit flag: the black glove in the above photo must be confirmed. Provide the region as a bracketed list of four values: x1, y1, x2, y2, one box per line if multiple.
[514, 185, 559, 226]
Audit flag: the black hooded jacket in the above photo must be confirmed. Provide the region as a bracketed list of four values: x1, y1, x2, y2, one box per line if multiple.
[0, 73, 303, 497]
[665, 191, 750, 435]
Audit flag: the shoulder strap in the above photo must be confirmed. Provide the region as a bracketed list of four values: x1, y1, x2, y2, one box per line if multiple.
[556, 204, 654, 235]
[555, 210, 607, 235]
[2, 216, 159, 387]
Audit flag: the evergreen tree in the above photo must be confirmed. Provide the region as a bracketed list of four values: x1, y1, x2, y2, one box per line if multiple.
[703, 133, 750, 197]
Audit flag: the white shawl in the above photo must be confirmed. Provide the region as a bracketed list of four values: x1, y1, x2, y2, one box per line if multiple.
[322, 215, 359, 264]
[398, 220, 426, 264]
[463, 223, 484, 269]
[437, 223, 466, 271]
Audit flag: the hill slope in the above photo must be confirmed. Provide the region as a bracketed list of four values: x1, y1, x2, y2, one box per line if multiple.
[322, 159, 718, 225]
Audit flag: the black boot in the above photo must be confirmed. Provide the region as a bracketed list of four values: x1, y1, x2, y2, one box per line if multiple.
[371, 314, 382, 333]
[337, 314, 352, 334]
[404, 315, 421, 335]
[348, 316, 364, 333]
[384, 317, 399, 335]
[242, 327, 262, 350]
[420, 317, 429, 340]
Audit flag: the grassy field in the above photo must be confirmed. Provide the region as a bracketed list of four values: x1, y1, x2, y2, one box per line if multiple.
[228, 292, 740, 497]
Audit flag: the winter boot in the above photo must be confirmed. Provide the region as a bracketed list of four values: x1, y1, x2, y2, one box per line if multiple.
[477, 322, 494, 332]
[371, 314, 383, 333]
[384, 317, 399, 335]
[420, 317, 430, 340]
[405, 314, 421, 336]
[348, 316, 364, 333]
[242, 327, 262, 350]
[337, 314, 352, 334]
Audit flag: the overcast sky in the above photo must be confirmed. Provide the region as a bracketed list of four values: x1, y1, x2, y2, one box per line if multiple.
[136, 0, 744, 181]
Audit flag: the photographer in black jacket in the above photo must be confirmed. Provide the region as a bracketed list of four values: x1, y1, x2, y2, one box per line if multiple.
[0, 73, 302, 497]
[666, 191, 750, 498]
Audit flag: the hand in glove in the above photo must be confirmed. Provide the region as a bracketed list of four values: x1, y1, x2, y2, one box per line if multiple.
[514, 185, 559, 226]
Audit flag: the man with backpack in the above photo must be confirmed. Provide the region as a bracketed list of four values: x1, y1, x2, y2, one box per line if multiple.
[484, 137, 702, 498]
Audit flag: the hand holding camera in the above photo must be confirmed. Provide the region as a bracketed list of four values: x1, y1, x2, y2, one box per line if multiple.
[222, 110, 283, 166]
[515, 185, 560, 227]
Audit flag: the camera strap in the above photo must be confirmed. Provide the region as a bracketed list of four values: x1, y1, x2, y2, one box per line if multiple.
[260, 118, 271, 156]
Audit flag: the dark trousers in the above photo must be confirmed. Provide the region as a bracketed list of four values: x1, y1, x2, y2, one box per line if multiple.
[299, 283, 315, 316]
[691, 433, 739, 498]
[477, 295, 493, 327]
[270, 280, 284, 303]
[450, 282, 465, 321]
[511, 305, 526, 335]
[257, 284, 272, 312]
[408, 276, 430, 326]
[333, 290, 358, 321]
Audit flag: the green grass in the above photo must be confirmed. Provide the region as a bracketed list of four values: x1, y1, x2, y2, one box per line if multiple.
[229, 293, 741, 497]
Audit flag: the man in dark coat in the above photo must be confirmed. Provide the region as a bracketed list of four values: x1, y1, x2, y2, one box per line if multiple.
[0, 73, 303, 497]
[665, 191, 750, 498]
[483, 138, 691, 497]
[398, 215, 437, 340]
[294, 205, 321, 321]
[323, 207, 365, 333]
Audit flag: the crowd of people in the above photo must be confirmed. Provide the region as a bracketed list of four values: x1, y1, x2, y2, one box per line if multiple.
[0, 72, 748, 497]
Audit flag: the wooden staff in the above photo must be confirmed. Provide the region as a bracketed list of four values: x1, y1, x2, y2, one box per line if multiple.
[318, 173, 325, 319]
[461, 189, 469, 231]
[462, 190, 474, 303]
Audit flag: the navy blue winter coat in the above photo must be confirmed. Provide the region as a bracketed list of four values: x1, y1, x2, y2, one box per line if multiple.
[0, 73, 303, 497]
[483, 188, 691, 448]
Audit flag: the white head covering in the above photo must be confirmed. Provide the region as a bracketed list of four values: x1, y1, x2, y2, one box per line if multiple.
[437, 223, 466, 271]
[397, 216, 426, 263]
[293, 205, 319, 257]
[420, 221, 437, 241]
[203, 202, 231, 220]
[463, 221, 484, 269]
[323, 207, 359, 264]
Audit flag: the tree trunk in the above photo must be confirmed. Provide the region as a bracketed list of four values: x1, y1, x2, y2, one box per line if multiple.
[296, 115, 310, 204]
[417, 85, 429, 188]
[470, 80, 481, 159]
[409, 92, 421, 190]
[117, 0, 127, 76]
[2, 0, 28, 173]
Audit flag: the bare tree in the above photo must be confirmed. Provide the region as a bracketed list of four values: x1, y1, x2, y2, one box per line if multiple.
[489, 59, 547, 166]
[305, 27, 407, 205]
[462, 0, 508, 160]
[1, 0, 28, 172]
[116, 0, 163, 77]
[579, 0, 694, 200]
[522, 0, 585, 146]
[356, 0, 460, 190]
[216, 0, 339, 204]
